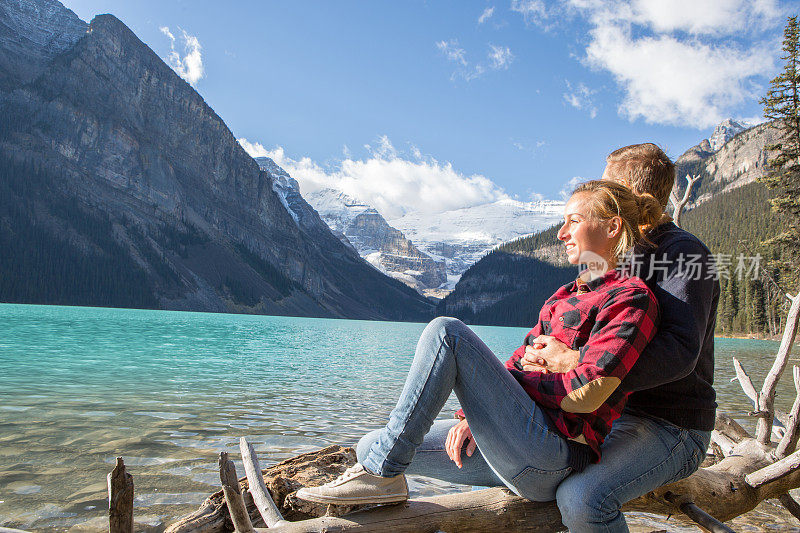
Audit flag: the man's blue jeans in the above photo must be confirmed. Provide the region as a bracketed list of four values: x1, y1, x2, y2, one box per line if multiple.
[358, 316, 573, 501]
[357, 317, 711, 531]
[555, 412, 710, 532]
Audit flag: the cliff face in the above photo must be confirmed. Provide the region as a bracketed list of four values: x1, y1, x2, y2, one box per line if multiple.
[0, 4, 433, 321]
[674, 120, 781, 205]
[0, 0, 86, 90]
[301, 187, 448, 297]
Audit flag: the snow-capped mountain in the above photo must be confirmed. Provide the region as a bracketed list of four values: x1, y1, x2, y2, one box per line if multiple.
[302, 187, 448, 298]
[253, 159, 564, 298]
[708, 118, 749, 152]
[389, 198, 565, 286]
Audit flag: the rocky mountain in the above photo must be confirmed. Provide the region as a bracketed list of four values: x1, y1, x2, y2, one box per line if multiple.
[708, 118, 748, 152]
[674, 119, 780, 205]
[0, 0, 434, 321]
[389, 199, 565, 284]
[0, 0, 87, 91]
[260, 174, 448, 299]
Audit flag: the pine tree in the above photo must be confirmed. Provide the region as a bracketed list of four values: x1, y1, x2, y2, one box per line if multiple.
[760, 16, 800, 278]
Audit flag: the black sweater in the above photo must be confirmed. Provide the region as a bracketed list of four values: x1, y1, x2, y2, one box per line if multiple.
[621, 222, 719, 431]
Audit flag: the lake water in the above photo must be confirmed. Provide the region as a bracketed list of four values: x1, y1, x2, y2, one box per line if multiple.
[1, 303, 798, 532]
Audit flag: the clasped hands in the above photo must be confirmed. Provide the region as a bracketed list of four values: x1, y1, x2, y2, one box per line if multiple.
[446, 336, 580, 468]
[519, 335, 580, 374]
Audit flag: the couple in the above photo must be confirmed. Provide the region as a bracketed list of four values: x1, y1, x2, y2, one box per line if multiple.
[297, 143, 719, 532]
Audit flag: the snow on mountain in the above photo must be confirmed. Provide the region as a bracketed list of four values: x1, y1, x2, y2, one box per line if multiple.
[254, 156, 564, 298]
[389, 198, 565, 287]
[304, 188, 370, 234]
[260, 157, 301, 225]
[708, 118, 749, 152]
[303, 188, 448, 298]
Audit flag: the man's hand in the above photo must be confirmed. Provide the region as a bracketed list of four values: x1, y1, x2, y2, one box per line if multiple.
[446, 419, 477, 468]
[520, 335, 580, 373]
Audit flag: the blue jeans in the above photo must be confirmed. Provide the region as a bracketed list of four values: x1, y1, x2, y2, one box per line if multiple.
[358, 317, 573, 501]
[556, 411, 710, 532]
[357, 317, 711, 531]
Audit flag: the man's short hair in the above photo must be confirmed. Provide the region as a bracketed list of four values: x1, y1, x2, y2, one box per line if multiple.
[605, 143, 675, 208]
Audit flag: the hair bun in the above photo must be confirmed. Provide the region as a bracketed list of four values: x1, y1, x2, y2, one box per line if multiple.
[635, 192, 663, 230]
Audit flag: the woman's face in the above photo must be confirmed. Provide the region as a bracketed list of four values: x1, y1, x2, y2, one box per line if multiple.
[557, 193, 617, 266]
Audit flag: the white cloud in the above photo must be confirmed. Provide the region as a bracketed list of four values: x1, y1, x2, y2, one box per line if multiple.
[563, 80, 598, 118]
[559, 0, 780, 128]
[627, 0, 781, 35]
[488, 44, 514, 69]
[511, 0, 551, 29]
[437, 41, 514, 81]
[238, 137, 513, 220]
[529, 191, 545, 202]
[160, 26, 204, 86]
[559, 176, 585, 200]
[478, 6, 495, 24]
[436, 40, 467, 66]
[511, 138, 547, 156]
[238, 138, 271, 158]
[584, 23, 773, 127]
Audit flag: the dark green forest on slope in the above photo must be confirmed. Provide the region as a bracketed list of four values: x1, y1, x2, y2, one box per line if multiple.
[681, 182, 795, 337]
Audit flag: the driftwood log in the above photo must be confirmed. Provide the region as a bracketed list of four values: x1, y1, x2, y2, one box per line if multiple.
[239, 437, 287, 528]
[219, 452, 256, 533]
[108, 457, 134, 533]
[166, 446, 365, 533]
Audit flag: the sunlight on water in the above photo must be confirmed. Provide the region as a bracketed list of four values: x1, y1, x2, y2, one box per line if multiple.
[0, 303, 799, 531]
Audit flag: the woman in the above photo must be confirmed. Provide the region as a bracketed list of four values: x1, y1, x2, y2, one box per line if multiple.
[297, 180, 663, 505]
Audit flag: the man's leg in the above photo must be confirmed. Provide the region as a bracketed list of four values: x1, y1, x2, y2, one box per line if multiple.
[357, 419, 504, 488]
[359, 316, 573, 501]
[556, 411, 710, 533]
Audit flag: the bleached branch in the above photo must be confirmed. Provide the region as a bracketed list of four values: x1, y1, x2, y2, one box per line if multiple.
[776, 366, 800, 458]
[756, 291, 800, 444]
[669, 174, 700, 228]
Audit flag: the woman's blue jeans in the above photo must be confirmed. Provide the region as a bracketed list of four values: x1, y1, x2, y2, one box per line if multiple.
[356, 317, 711, 531]
[358, 316, 573, 501]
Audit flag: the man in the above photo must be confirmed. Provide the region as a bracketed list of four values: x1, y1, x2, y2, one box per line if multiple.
[521, 143, 719, 532]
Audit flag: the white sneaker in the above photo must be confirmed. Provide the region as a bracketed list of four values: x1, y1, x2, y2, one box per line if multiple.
[295, 463, 408, 505]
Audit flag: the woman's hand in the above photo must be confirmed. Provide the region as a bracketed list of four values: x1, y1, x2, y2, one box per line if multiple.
[446, 419, 477, 468]
[521, 336, 580, 373]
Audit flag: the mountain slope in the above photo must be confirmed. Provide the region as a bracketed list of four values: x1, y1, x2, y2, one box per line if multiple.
[265, 176, 448, 298]
[674, 120, 781, 205]
[0, 0, 86, 90]
[0, 4, 433, 321]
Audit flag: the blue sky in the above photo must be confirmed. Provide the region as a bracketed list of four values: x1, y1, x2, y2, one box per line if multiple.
[61, 0, 793, 219]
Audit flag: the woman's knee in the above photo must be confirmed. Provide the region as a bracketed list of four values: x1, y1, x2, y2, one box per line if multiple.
[356, 429, 382, 463]
[424, 316, 466, 338]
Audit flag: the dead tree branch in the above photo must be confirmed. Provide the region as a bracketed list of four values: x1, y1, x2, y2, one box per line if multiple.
[776, 366, 800, 458]
[669, 174, 699, 228]
[756, 291, 800, 444]
[219, 452, 256, 533]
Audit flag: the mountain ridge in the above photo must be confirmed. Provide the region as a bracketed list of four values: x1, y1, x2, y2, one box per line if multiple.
[0, 4, 434, 321]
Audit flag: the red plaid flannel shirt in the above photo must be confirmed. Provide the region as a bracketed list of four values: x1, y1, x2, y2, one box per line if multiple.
[458, 269, 659, 462]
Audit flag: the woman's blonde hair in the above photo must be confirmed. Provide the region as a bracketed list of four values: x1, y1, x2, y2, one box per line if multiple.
[572, 180, 663, 259]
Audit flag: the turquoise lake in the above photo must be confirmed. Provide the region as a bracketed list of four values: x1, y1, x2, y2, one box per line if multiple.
[1, 303, 799, 532]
